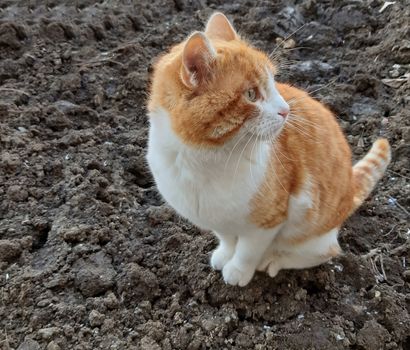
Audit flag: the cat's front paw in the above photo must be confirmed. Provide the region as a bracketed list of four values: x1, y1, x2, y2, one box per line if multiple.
[211, 245, 234, 270]
[222, 260, 254, 287]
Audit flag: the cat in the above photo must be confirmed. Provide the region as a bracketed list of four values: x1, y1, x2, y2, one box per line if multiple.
[146, 12, 391, 286]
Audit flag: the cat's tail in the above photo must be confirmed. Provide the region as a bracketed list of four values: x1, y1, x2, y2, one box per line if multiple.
[351, 138, 391, 212]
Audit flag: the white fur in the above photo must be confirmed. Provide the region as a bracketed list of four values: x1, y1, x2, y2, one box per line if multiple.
[253, 69, 289, 139]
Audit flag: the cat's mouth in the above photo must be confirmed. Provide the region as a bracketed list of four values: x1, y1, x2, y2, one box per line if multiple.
[248, 118, 287, 142]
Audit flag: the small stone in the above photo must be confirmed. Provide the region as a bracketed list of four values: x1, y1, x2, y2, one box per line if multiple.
[38, 327, 60, 340]
[93, 93, 103, 107]
[62, 225, 91, 243]
[89, 310, 105, 327]
[47, 341, 61, 350]
[37, 299, 51, 307]
[17, 339, 40, 350]
[54, 100, 79, 114]
[283, 38, 296, 49]
[174, 311, 184, 325]
[23, 53, 36, 66]
[201, 318, 217, 332]
[388, 64, 402, 78]
[401, 126, 410, 143]
[140, 336, 161, 350]
[294, 288, 307, 301]
[389, 69, 400, 78]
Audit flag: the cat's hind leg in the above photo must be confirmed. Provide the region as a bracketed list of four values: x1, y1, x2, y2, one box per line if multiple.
[261, 228, 341, 277]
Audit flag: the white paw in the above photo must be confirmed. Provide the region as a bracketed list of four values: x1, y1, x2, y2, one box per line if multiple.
[267, 261, 281, 278]
[222, 260, 254, 287]
[210, 245, 234, 271]
[257, 255, 272, 272]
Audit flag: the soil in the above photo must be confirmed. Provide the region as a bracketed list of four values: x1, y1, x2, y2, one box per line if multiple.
[0, 1, 409, 349]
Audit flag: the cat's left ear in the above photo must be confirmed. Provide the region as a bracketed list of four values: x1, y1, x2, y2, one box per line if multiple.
[181, 31, 216, 89]
[205, 12, 238, 41]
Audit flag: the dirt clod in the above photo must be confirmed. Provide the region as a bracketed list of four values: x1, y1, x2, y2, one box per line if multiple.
[73, 252, 116, 297]
[0, 239, 22, 262]
[88, 310, 105, 327]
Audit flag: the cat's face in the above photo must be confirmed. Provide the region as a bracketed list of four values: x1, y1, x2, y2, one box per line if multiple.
[149, 13, 289, 147]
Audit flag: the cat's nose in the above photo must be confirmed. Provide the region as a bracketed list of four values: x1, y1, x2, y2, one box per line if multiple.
[278, 107, 289, 119]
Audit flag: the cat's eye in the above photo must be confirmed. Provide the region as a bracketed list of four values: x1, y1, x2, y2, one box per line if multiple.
[244, 88, 257, 102]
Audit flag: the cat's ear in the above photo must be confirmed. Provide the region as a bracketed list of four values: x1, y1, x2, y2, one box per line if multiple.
[205, 12, 238, 41]
[181, 31, 216, 89]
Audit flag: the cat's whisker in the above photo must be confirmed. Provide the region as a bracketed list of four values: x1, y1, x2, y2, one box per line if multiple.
[270, 152, 289, 194]
[260, 129, 289, 195]
[285, 121, 324, 145]
[257, 132, 281, 197]
[287, 114, 325, 132]
[288, 106, 319, 113]
[224, 126, 255, 173]
[232, 127, 257, 190]
[287, 116, 319, 135]
[274, 142, 297, 162]
[273, 59, 300, 67]
[281, 46, 314, 52]
[249, 131, 261, 191]
[285, 122, 315, 141]
[287, 78, 338, 106]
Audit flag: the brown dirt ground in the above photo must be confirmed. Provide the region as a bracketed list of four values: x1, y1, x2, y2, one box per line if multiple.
[0, 1, 409, 349]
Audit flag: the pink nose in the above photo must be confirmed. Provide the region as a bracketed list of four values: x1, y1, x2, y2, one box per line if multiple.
[278, 108, 289, 119]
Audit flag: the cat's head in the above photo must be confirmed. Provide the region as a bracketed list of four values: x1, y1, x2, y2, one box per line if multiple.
[148, 12, 289, 147]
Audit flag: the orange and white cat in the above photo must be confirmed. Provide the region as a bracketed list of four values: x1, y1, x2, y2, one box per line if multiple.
[146, 13, 391, 286]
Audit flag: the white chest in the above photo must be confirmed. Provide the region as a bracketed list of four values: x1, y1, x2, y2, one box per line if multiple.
[146, 110, 270, 233]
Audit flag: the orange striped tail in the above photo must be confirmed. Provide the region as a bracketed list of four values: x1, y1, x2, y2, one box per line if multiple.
[352, 138, 391, 211]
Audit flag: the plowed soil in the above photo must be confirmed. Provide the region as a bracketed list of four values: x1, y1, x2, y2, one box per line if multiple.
[0, 1, 409, 349]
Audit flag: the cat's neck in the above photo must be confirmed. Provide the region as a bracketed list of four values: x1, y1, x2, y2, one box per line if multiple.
[148, 108, 271, 172]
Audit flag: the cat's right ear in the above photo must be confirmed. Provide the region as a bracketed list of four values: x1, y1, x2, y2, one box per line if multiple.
[205, 12, 238, 41]
[181, 31, 216, 89]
